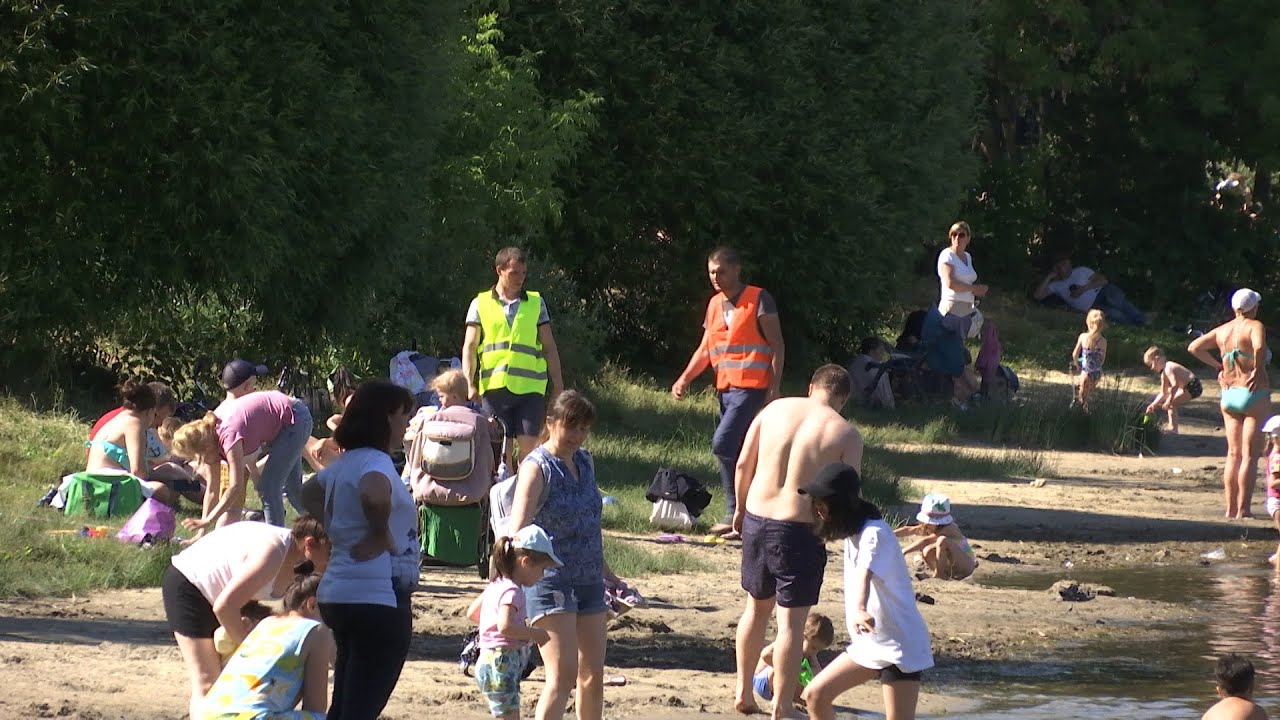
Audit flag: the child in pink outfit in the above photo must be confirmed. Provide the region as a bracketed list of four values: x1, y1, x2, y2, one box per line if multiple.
[1264, 417, 1280, 564]
[466, 525, 561, 720]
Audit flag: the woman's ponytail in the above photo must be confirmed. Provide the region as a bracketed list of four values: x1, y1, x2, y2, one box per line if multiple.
[282, 559, 322, 612]
[489, 536, 517, 579]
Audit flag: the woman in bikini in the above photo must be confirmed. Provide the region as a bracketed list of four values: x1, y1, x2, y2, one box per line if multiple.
[1189, 288, 1271, 519]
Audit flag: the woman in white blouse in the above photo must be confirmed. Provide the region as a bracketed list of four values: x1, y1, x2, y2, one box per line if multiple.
[936, 221, 988, 317]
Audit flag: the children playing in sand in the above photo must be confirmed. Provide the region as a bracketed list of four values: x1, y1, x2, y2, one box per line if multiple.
[752, 613, 834, 707]
[1144, 346, 1204, 434]
[466, 525, 560, 720]
[1203, 653, 1268, 720]
[1071, 309, 1108, 411]
[895, 494, 977, 580]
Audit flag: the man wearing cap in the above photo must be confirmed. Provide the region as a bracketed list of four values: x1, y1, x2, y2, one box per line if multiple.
[463, 247, 564, 465]
[1033, 255, 1147, 326]
[729, 364, 862, 718]
[672, 246, 785, 538]
[217, 359, 270, 411]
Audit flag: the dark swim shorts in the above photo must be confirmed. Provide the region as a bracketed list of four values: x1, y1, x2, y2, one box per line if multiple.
[1185, 378, 1204, 399]
[741, 511, 826, 608]
[878, 664, 924, 683]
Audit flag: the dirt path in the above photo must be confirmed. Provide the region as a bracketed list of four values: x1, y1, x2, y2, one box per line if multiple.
[0, 376, 1272, 719]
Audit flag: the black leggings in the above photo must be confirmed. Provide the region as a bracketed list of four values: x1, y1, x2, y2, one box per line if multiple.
[320, 592, 413, 720]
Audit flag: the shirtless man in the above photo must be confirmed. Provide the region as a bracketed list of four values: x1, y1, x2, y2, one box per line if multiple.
[731, 364, 864, 718]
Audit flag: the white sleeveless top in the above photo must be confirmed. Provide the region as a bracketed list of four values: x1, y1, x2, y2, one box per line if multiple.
[171, 522, 292, 604]
[937, 248, 978, 305]
[317, 448, 420, 607]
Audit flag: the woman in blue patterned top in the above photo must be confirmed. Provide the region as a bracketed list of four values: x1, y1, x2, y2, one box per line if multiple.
[508, 390, 618, 720]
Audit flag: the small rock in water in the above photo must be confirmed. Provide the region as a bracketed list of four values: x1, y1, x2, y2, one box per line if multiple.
[1028, 478, 1047, 488]
[1050, 580, 1111, 602]
[1201, 548, 1227, 560]
[1154, 549, 1171, 560]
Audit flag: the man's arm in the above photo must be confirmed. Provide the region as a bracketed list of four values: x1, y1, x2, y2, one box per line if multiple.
[538, 323, 564, 399]
[759, 312, 785, 403]
[731, 414, 765, 533]
[1072, 271, 1108, 297]
[672, 327, 712, 400]
[462, 324, 482, 401]
[1032, 271, 1057, 301]
[842, 426, 864, 474]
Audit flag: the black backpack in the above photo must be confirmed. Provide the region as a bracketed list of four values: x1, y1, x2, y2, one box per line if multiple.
[645, 468, 712, 518]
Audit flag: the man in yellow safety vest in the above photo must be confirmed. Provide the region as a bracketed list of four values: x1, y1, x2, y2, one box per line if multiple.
[463, 247, 564, 463]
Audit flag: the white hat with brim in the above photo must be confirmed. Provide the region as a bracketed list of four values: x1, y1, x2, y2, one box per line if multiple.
[511, 524, 564, 567]
[1232, 288, 1262, 313]
[1264, 416, 1280, 435]
[916, 493, 954, 526]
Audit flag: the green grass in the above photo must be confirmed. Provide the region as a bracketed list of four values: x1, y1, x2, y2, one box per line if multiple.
[602, 534, 711, 577]
[0, 396, 176, 597]
[867, 446, 1053, 481]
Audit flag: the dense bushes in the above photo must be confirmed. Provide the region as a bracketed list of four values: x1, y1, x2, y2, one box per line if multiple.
[493, 0, 985, 368]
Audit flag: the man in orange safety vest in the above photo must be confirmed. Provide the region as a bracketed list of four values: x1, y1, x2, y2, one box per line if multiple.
[672, 246, 785, 538]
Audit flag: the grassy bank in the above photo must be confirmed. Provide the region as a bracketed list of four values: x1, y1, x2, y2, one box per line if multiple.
[0, 397, 176, 597]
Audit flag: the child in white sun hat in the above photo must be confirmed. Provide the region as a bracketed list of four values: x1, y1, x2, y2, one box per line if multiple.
[894, 493, 977, 580]
[1263, 417, 1280, 564]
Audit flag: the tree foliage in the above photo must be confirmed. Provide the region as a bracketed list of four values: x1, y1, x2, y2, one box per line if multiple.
[964, 1, 1280, 308]
[491, 0, 985, 366]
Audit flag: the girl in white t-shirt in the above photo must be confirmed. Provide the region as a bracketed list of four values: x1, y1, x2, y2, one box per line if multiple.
[936, 221, 988, 317]
[799, 463, 933, 720]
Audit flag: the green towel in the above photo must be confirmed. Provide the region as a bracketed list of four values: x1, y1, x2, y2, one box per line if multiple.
[419, 504, 483, 565]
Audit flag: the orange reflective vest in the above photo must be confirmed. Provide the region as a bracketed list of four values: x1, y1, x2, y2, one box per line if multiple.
[704, 285, 775, 390]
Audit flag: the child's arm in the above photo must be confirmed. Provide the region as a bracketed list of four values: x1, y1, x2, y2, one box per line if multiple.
[806, 652, 824, 675]
[1097, 336, 1107, 364]
[756, 642, 775, 673]
[893, 524, 922, 538]
[497, 603, 550, 645]
[899, 533, 942, 555]
[1070, 337, 1084, 372]
[466, 594, 483, 624]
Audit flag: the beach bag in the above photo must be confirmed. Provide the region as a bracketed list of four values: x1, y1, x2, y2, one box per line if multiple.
[117, 498, 176, 543]
[62, 472, 145, 518]
[419, 419, 477, 481]
[648, 499, 694, 530]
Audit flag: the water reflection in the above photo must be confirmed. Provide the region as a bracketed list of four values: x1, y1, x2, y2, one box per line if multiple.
[939, 564, 1280, 718]
[1206, 570, 1280, 698]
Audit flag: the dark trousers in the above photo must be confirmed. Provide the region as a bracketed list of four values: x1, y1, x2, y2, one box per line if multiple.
[712, 387, 768, 523]
[1092, 284, 1146, 326]
[320, 591, 413, 720]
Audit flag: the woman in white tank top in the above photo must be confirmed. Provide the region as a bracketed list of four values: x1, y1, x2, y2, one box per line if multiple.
[162, 516, 330, 720]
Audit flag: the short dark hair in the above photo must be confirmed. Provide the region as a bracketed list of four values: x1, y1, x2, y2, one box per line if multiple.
[547, 389, 596, 429]
[811, 364, 851, 398]
[120, 379, 157, 412]
[495, 247, 527, 269]
[1216, 653, 1256, 697]
[812, 491, 882, 542]
[859, 337, 886, 355]
[805, 613, 835, 647]
[148, 382, 177, 411]
[334, 380, 414, 452]
[707, 246, 740, 266]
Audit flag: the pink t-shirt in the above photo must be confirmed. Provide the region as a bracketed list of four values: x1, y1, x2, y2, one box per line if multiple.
[478, 577, 527, 650]
[214, 390, 295, 457]
[1268, 451, 1280, 499]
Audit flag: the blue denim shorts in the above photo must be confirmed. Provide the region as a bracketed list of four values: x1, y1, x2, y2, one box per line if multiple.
[526, 576, 607, 622]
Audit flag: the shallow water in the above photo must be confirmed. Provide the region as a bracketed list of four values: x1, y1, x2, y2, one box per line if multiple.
[920, 563, 1280, 719]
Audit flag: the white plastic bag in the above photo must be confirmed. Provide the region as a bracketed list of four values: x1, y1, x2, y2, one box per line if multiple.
[648, 499, 694, 530]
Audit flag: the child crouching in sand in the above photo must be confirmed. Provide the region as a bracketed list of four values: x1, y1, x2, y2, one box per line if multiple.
[1144, 346, 1204, 434]
[895, 494, 976, 580]
[1203, 653, 1268, 720]
[753, 613, 834, 708]
[798, 463, 933, 720]
[466, 525, 561, 720]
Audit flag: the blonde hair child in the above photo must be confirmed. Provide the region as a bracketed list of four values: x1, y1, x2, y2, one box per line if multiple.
[466, 525, 562, 720]
[171, 412, 242, 537]
[1071, 309, 1108, 411]
[752, 613, 835, 705]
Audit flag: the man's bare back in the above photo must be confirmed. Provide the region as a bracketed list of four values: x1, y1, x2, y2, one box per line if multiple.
[737, 396, 863, 524]
[1204, 696, 1268, 720]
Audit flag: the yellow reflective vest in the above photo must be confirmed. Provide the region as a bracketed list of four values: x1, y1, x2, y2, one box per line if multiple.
[476, 290, 548, 396]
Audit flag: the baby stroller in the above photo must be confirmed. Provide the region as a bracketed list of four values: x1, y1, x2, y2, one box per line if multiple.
[405, 404, 507, 579]
[866, 309, 959, 405]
